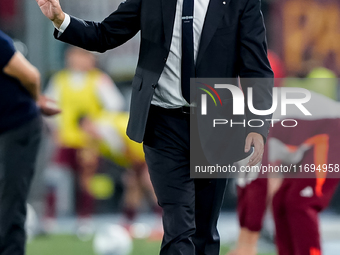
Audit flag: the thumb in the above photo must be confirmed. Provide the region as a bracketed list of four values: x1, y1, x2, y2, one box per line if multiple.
[244, 135, 252, 152]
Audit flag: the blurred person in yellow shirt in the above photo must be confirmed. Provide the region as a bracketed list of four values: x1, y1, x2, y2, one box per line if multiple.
[44, 46, 124, 226]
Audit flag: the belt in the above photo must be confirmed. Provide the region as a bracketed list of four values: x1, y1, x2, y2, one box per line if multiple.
[150, 105, 194, 116]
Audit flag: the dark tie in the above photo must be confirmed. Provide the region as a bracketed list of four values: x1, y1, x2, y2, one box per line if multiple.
[181, 0, 195, 103]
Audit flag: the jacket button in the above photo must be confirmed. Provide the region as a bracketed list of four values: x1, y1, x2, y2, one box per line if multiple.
[152, 83, 158, 89]
[163, 57, 167, 62]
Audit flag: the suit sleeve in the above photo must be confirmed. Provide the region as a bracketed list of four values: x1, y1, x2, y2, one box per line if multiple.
[55, 0, 141, 53]
[238, 0, 274, 143]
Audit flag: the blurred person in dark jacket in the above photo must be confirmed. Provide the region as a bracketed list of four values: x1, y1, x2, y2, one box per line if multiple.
[0, 30, 60, 255]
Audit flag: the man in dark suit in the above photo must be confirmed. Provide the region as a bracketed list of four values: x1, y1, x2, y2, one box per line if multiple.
[36, 0, 273, 254]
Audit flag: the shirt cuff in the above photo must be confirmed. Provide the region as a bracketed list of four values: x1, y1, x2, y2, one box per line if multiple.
[53, 13, 70, 33]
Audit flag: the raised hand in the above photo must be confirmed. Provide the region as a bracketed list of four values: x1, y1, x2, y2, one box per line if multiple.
[35, 0, 65, 28]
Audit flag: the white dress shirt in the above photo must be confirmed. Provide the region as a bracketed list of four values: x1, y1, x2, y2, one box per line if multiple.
[55, 0, 210, 108]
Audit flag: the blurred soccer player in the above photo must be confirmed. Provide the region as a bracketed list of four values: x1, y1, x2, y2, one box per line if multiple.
[79, 112, 162, 237]
[229, 91, 340, 255]
[44, 46, 124, 222]
[0, 30, 59, 255]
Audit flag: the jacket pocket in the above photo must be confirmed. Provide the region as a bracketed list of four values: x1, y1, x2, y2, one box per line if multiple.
[214, 27, 234, 37]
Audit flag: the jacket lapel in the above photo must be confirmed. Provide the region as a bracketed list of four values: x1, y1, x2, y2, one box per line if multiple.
[196, 0, 230, 66]
[162, 0, 178, 50]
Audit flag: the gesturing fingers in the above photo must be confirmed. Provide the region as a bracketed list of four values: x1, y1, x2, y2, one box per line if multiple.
[244, 134, 252, 153]
[245, 133, 264, 166]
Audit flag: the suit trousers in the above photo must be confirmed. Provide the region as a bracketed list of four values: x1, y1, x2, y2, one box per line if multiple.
[0, 116, 42, 255]
[143, 105, 227, 255]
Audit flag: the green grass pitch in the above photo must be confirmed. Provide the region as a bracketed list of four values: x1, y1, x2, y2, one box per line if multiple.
[26, 234, 275, 255]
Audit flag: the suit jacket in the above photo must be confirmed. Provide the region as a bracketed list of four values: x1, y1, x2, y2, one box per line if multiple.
[55, 0, 274, 164]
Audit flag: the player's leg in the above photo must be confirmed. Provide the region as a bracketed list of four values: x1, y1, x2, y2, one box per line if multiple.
[143, 106, 195, 255]
[241, 178, 267, 255]
[138, 162, 163, 240]
[0, 117, 41, 255]
[285, 178, 339, 255]
[227, 178, 268, 255]
[45, 147, 78, 220]
[272, 179, 295, 255]
[226, 180, 247, 255]
[122, 167, 143, 228]
[285, 178, 321, 255]
[76, 147, 98, 218]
